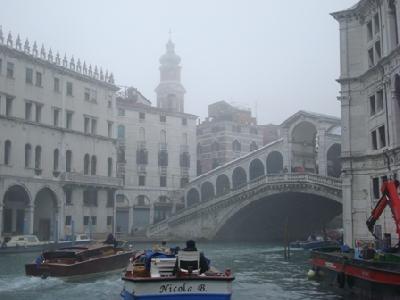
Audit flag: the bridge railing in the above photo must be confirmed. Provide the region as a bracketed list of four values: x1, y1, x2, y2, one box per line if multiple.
[147, 172, 342, 235]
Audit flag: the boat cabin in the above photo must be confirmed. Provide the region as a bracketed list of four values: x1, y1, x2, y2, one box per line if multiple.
[2, 235, 45, 247]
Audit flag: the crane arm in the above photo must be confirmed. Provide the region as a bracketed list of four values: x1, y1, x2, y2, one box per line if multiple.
[366, 180, 400, 240]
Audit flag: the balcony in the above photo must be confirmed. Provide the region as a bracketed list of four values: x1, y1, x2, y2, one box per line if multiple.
[180, 145, 189, 152]
[181, 167, 189, 176]
[159, 143, 168, 151]
[138, 141, 146, 149]
[60, 172, 123, 188]
[159, 166, 167, 175]
[137, 164, 147, 174]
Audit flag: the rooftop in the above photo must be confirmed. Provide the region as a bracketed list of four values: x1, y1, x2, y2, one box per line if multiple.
[0, 26, 118, 90]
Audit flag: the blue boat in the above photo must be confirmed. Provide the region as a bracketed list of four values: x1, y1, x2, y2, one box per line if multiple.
[120, 250, 234, 300]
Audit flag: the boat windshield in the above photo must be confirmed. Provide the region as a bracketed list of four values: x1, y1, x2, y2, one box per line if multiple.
[26, 236, 38, 243]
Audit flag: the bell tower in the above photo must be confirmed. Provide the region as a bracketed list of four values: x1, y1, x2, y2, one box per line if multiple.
[155, 38, 186, 113]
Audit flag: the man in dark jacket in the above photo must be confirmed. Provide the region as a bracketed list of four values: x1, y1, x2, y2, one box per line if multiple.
[104, 233, 117, 248]
[181, 240, 210, 274]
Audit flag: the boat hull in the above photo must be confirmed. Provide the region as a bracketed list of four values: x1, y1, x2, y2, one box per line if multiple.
[0, 240, 91, 254]
[122, 277, 233, 300]
[25, 250, 133, 278]
[310, 248, 400, 300]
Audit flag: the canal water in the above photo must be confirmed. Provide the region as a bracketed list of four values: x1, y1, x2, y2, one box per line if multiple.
[0, 242, 342, 300]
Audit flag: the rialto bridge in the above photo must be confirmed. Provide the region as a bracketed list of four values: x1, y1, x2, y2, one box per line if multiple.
[147, 111, 343, 241]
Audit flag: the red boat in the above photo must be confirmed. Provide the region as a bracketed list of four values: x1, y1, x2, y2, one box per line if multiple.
[25, 244, 134, 280]
[309, 180, 400, 299]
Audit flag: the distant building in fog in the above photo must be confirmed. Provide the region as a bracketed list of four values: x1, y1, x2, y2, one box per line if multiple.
[114, 39, 197, 234]
[258, 124, 280, 145]
[196, 101, 263, 175]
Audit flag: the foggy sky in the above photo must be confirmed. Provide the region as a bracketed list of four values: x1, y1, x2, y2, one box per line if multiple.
[1, 0, 356, 125]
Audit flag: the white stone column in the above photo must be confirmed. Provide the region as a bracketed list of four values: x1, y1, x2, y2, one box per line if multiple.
[282, 128, 291, 171]
[317, 129, 327, 176]
[342, 175, 353, 246]
[27, 205, 34, 234]
[0, 205, 3, 236]
[149, 204, 155, 225]
[11, 209, 17, 233]
[128, 205, 133, 235]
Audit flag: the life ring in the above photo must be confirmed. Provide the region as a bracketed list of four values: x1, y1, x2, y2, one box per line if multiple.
[336, 272, 345, 288]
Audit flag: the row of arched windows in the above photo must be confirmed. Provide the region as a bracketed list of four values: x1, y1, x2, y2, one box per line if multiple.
[117, 125, 189, 145]
[24, 144, 42, 169]
[197, 140, 258, 154]
[6, 142, 114, 176]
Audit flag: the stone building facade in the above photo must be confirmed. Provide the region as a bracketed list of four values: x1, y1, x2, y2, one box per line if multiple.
[196, 101, 263, 174]
[0, 30, 122, 240]
[333, 0, 400, 246]
[114, 40, 197, 235]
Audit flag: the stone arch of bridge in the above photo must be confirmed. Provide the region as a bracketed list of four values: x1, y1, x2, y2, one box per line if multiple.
[212, 188, 342, 241]
[266, 151, 284, 174]
[201, 181, 215, 202]
[187, 188, 201, 207]
[216, 174, 230, 197]
[232, 166, 247, 189]
[289, 121, 318, 173]
[326, 143, 341, 178]
[249, 158, 265, 181]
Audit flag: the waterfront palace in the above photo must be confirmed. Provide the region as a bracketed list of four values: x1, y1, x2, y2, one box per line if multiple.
[333, 0, 400, 246]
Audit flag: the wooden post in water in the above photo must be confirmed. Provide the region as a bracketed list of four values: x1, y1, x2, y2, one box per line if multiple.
[283, 217, 290, 260]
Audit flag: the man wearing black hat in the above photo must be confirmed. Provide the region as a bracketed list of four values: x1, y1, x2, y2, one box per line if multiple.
[182, 240, 210, 273]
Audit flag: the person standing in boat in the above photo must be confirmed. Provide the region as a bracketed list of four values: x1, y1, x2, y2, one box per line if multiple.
[181, 240, 210, 273]
[104, 233, 118, 248]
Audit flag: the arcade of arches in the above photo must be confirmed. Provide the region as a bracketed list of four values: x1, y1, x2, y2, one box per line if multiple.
[2, 185, 59, 240]
[186, 138, 340, 208]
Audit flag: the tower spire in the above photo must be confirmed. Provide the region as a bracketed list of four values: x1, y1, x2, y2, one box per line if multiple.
[155, 38, 186, 113]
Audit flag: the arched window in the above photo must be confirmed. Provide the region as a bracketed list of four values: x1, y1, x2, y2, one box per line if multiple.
[211, 141, 219, 152]
[117, 125, 125, 139]
[25, 143, 32, 167]
[187, 188, 200, 207]
[53, 149, 59, 171]
[4, 140, 11, 165]
[160, 130, 166, 143]
[108, 157, 113, 177]
[182, 133, 188, 145]
[232, 140, 241, 152]
[91, 155, 97, 175]
[84, 154, 90, 175]
[66, 150, 72, 172]
[197, 143, 202, 155]
[139, 127, 145, 141]
[35, 145, 41, 169]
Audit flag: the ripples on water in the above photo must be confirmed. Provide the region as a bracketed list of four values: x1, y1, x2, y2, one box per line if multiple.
[0, 242, 341, 300]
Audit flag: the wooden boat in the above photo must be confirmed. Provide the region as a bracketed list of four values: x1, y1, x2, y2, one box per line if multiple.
[309, 247, 400, 300]
[120, 250, 234, 300]
[25, 244, 134, 279]
[290, 239, 339, 250]
[0, 235, 56, 254]
[0, 234, 92, 254]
